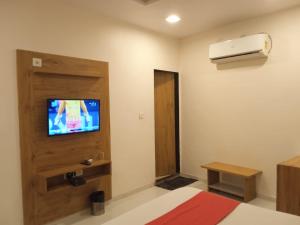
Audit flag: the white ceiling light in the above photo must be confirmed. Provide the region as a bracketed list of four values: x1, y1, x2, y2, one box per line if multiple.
[166, 15, 181, 24]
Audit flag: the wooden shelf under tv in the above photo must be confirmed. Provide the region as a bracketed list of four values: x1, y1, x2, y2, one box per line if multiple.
[36, 160, 111, 194]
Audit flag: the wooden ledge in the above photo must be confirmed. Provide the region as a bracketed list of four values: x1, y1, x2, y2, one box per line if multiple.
[201, 162, 262, 178]
[37, 160, 111, 178]
[278, 156, 300, 169]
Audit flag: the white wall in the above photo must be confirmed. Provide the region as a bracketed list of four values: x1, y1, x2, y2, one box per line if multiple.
[0, 1, 179, 225]
[180, 6, 300, 199]
[3, 1, 300, 224]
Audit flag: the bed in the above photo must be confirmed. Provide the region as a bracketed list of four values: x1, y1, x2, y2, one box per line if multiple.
[103, 187, 300, 225]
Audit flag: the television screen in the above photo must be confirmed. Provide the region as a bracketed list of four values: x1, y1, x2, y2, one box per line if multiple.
[48, 99, 100, 136]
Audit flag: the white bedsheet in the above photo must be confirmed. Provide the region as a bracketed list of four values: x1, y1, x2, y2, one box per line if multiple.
[103, 187, 300, 225]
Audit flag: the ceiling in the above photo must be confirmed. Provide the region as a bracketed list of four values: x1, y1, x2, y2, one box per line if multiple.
[64, 0, 300, 38]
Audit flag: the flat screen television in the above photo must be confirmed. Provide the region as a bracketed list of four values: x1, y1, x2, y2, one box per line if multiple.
[47, 99, 100, 136]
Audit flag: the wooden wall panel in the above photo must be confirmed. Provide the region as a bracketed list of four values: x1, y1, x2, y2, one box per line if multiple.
[17, 50, 111, 225]
[36, 175, 111, 225]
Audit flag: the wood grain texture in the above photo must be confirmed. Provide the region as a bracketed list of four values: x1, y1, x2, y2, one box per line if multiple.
[154, 71, 176, 177]
[17, 50, 111, 225]
[30, 51, 106, 77]
[244, 176, 256, 202]
[202, 162, 261, 202]
[207, 170, 220, 185]
[277, 157, 300, 216]
[201, 162, 262, 178]
[17, 50, 36, 225]
[38, 160, 111, 178]
[278, 156, 300, 168]
[207, 170, 220, 194]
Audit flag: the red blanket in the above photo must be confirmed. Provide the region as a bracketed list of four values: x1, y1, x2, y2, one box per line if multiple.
[146, 191, 240, 225]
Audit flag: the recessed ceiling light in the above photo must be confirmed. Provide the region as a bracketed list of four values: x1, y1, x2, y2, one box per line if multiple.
[166, 15, 181, 24]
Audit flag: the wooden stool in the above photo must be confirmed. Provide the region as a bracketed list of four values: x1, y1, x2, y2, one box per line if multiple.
[201, 162, 262, 202]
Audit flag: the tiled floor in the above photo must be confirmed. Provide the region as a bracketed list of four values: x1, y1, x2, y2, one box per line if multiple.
[48, 180, 276, 225]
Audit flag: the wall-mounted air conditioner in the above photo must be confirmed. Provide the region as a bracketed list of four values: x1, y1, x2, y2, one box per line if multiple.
[209, 34, 272, 64]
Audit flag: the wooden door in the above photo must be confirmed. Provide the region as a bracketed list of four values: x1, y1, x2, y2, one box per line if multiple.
[154, 71, 177, 177]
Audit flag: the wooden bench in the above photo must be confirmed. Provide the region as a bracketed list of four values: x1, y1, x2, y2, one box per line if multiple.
[201, 162, 262, 202]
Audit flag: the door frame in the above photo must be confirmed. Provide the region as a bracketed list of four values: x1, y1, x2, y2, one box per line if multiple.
[154, 69, 180, 174]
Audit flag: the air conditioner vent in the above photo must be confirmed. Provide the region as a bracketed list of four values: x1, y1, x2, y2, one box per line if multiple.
[209, 34, 272, 64]
[133, 0, 161, 5]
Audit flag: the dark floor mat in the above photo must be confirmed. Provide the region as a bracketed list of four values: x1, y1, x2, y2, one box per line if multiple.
[155, 176, 198, 190]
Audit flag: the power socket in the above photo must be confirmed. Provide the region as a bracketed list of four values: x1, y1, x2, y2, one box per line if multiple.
[32, 58, 42, 67]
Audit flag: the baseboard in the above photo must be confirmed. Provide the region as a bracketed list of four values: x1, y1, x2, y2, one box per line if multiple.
[108, 174, 276, 203]
[111, 174, 199, 201]
[48, 182, 156, 224]
[179, 173, 202, 181]
[256, 193, 276, 202]
[109, 182, 155, 203]
[109, 174, 201, 203]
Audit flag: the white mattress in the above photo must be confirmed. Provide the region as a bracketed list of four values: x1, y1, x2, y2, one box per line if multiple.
[103, 187, 300, 225]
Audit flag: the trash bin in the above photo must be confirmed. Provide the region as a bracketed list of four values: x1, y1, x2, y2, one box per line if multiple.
[90, 191, 105, 216]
